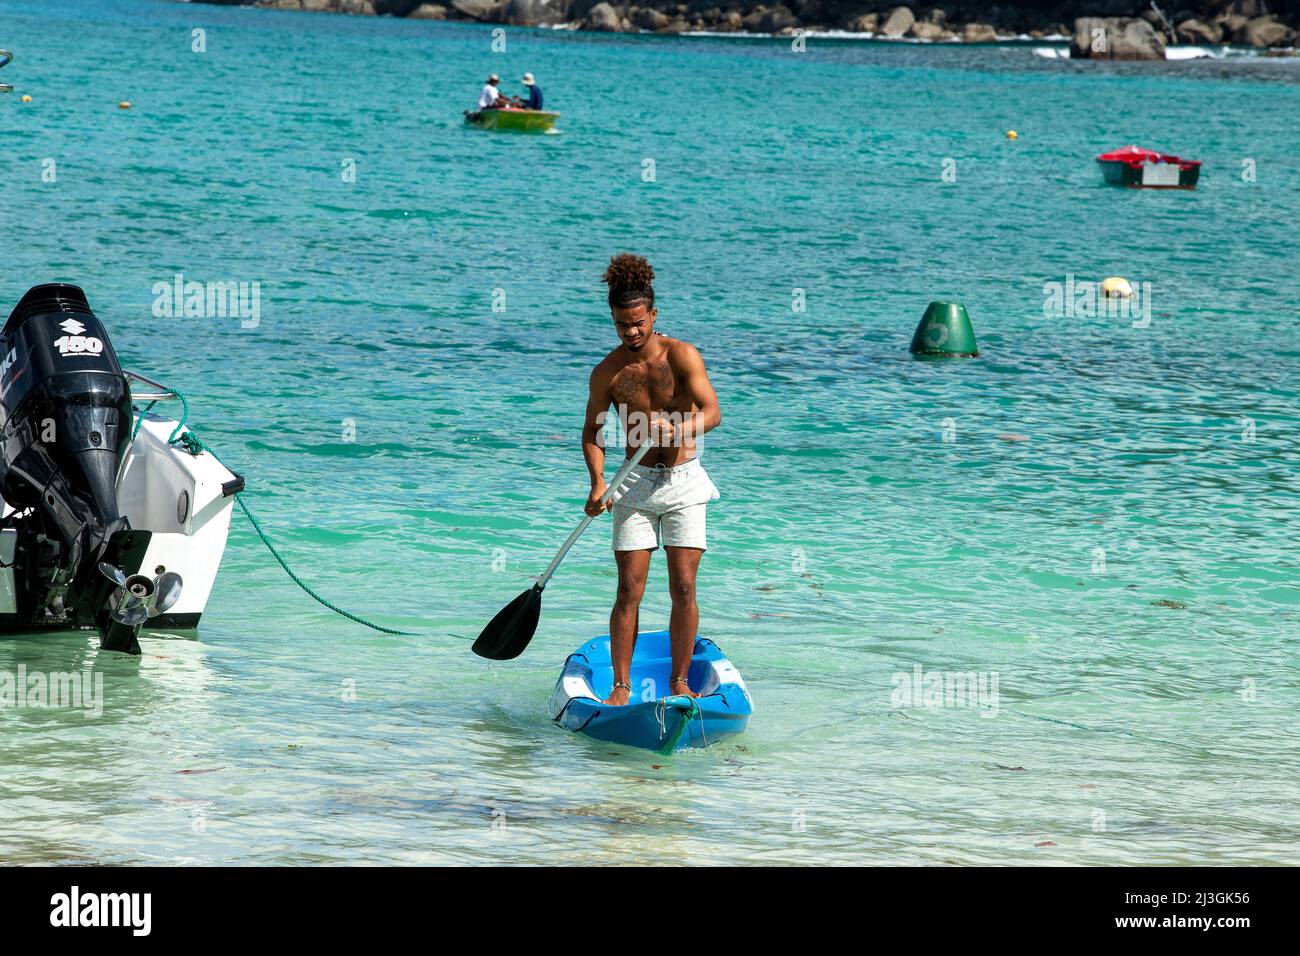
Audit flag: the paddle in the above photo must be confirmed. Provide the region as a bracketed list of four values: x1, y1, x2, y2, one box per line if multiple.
[472, 441, 652, 661]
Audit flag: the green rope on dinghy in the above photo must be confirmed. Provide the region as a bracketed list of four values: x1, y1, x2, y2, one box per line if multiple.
[130, 400, 157, 442]
[170, 430, 205, 457]
[232, 495, 416, 637]
[657, 697, 702, 756]
[129, 384, 189, 444]
[165, 388, 190, 445]
[129, 379, 417, 638]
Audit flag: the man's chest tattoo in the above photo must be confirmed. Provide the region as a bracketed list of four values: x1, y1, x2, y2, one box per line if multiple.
[653, 361, 675, 394]
[611, 372, 642, 404]
[611, 360, 677, 407]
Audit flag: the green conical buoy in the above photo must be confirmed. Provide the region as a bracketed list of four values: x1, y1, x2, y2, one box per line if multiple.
[909, 301, 979, 357]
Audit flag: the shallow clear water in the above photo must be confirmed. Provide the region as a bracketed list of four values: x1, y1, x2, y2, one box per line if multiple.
[0, 0, 1297, 865]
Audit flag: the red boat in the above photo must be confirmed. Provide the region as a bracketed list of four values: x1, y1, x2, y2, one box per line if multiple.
[1096, 145, 1201, 189]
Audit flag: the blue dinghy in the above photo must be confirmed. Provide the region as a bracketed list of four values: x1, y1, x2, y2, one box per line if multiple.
[547, 630, 753, 754]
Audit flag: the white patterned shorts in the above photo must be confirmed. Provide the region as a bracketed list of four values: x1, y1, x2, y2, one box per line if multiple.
[610, 458, 720, 552]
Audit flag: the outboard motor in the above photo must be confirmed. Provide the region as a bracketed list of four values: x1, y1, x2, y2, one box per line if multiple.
[0, 284, 179, 653]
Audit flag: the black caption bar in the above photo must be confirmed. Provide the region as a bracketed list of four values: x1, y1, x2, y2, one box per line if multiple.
[0, 866, 1283, 941]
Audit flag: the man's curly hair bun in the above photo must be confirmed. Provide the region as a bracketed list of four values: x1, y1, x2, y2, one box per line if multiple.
[602, 253, 655, 311]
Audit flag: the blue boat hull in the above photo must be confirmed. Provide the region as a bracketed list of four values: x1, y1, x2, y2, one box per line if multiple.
[547, 631, 753, 754]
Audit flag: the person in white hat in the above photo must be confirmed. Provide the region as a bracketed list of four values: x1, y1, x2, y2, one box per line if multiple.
[516, 72, 543, 111]
[478, 73, 504, 110]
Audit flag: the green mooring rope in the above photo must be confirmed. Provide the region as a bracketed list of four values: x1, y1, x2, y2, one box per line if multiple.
[1006, 708, 1181, 749]
[232, 496, 416, 637]
[657, 697, 703, 755]
[129, 400, 156, 442]
[165, 387, 191, 445]
[133, 381, 416, 637]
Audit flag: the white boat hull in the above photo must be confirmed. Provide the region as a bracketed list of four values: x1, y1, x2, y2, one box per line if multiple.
[0, 411, 238, 629]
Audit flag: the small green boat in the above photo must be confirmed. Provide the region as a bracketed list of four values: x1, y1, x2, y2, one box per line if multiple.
[464, 108, 559, 134]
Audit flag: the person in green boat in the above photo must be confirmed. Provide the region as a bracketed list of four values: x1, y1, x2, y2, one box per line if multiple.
[477, 73, 505, 110]
[512, 72, 543, 111]
[582, 254, 723, 707]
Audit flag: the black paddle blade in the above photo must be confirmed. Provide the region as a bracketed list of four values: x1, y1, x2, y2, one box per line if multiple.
[472, 585, 542, 660]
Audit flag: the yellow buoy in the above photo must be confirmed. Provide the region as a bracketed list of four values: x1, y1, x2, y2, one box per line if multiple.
[1101, 276, 1133, 299]
[118, 101, 131, 109]
[20, 94, 31, 103]
[1006, 130, 1018, 140]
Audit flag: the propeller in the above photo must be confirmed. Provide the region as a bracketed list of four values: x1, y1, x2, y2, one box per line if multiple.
[98, 562, 184, 625]
[98, 562, 128, 588]
[98, 563, 149, 625]
[112, 602, 149, 627]
[152, 572, 183, 615]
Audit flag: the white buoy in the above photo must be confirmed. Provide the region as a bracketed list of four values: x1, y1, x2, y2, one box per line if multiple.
[1101, 276, 1133, 299]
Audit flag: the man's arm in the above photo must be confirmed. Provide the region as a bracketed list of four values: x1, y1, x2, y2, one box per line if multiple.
[674, 343, 722, 441]
[582, 366, 612, 511]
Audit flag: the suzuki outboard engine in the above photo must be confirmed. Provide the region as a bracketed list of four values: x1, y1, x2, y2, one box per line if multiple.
[0, 284, 178, 654]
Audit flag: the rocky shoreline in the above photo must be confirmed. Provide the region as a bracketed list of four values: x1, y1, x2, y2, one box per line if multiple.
[194, 0, 1299, 54]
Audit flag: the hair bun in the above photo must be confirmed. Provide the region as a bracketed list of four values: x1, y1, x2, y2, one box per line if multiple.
[602, 253, 655, 294]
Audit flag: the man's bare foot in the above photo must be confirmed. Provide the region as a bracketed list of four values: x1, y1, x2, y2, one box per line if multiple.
[602, 683, 630, 706]
[670, 677, 700, 699]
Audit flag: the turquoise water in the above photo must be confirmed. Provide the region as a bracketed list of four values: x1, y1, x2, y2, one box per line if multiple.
[1, 0, 1298, 865]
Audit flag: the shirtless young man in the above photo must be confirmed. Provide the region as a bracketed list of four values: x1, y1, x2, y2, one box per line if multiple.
[581, 254, 723, 707]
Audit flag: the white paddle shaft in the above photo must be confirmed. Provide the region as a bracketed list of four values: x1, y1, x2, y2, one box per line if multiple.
[536, 443, 652, 589]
